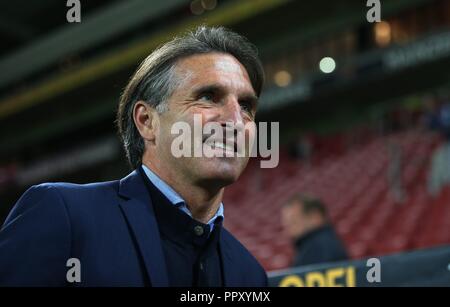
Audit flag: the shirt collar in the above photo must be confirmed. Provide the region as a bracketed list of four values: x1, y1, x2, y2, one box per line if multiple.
[141, 165, 224, 230]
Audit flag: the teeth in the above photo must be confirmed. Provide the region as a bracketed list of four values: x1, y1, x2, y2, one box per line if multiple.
[211, 141, 234, 152]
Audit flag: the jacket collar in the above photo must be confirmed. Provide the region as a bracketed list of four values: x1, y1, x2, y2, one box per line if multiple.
[118, 169, 169, 287]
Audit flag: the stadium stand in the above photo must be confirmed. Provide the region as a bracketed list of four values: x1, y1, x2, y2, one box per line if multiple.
[223, 129, 447, 271]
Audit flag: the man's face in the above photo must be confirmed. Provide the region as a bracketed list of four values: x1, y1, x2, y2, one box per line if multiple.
[154, 52, 258, 189]
[281, 203, 309, 240]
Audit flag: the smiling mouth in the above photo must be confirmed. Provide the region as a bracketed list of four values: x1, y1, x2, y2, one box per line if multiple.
[203, 139, 236, 153]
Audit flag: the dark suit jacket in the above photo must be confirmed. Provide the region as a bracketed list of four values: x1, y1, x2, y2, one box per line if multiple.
[0, 170, 267, 286]
[292, 224, 348, 267]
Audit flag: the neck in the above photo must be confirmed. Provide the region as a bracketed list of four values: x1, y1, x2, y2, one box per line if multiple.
[142, 161, 224, 224]
[177, 184, 224, 224]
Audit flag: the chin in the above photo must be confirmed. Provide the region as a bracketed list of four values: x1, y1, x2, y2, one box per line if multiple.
[199, 158, 246, 186]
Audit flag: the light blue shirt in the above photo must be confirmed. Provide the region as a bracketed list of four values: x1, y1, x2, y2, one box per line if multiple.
[141, 165, 224, 232]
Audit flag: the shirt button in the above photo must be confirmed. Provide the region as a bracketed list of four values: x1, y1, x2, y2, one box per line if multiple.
[194, 225, 204, 236]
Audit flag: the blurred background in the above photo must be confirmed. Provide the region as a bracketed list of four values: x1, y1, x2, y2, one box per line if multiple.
[0, 0, 449, 277]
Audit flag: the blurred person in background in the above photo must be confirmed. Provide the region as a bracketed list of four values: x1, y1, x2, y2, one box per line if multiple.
[426, 95, 450, 196]
[387, 140, 405, 203]
[281, 194, 348, 267]
[0, 26, 267, 287]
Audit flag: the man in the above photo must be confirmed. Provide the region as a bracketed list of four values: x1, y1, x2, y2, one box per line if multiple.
[0, 26, 267, 286]
[281, 194, 348, 267]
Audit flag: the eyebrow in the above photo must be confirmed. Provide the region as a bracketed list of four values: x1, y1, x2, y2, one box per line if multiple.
[192, 83, 259, 103]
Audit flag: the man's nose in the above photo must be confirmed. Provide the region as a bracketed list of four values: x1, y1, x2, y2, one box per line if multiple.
[221, 97, 244, 125]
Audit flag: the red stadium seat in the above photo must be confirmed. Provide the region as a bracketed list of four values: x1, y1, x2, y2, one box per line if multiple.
[224, 130, 448, 271]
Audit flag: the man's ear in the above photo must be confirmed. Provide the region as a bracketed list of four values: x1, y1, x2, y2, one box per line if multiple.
[133, 101, 159, 142]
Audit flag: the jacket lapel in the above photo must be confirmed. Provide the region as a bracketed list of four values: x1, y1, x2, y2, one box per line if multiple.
[118, 170, 169, 287]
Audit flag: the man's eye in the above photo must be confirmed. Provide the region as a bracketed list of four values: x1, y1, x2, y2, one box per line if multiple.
[198, 92, 214, 101]
[240, 102, 253, 114]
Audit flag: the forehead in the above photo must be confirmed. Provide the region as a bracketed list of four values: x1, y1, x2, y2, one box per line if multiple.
[284, 201, 304, 214]
[174, 52, 255, 94]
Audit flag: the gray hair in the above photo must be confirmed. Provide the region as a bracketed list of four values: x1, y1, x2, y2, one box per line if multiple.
[116, 25, 265, 169]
